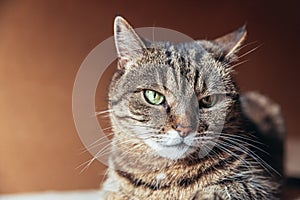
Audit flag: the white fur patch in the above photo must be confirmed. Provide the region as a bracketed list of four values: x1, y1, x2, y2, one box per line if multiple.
[144, 129, 196, 160]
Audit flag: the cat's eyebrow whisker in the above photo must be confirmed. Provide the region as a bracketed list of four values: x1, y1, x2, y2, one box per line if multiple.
[227, 59, 249, 70]
[235, 41, 258, 52]
[152, 25, 155, 42]
[237, 44, 262, 60]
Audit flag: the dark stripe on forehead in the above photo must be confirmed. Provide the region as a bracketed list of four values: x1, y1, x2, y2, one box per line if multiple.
[179, 60, 191, 78]
[200, 80, 207, 95]
[194, 69, 200, 90]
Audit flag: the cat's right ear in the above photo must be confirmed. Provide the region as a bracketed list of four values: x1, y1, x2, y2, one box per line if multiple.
[114, 16, 146, 69]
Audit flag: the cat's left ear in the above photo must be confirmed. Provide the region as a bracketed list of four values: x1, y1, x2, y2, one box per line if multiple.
[214, 25, 247, 58]
[114, 16, 147, 68]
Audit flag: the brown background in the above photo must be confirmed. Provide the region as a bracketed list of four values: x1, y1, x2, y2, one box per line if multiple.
[0, 0, 299, 194]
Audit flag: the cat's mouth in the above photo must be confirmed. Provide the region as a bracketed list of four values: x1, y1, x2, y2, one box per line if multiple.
[142, 131, 199, 160]
[162, 142, 187, 148]
[149, 142, 192, 160]
[160, 130, 197, 147]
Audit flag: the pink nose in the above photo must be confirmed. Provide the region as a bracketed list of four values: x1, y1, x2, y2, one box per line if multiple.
[174, 125, 192, 137]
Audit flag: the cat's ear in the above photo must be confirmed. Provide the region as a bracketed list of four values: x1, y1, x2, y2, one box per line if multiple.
[114, 16, 147, 68]
[200, 26, 247, 62]
[213, 25, 247, 58]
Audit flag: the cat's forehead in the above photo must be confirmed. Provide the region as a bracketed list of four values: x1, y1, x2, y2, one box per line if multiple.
[134, 41, 227, 82]
[121, 49, 229, 98]
[148, 41, 209, 64]
[114, 41, 234, 99]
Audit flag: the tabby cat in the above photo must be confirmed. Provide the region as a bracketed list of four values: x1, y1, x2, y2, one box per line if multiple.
[99, 16, 284, 199]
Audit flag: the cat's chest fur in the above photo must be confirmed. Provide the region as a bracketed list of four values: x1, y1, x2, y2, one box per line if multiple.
[103, 149, 246, 199]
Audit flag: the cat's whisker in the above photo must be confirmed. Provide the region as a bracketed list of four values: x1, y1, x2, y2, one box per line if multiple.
[98, 114, 110, 119]
[206, 131, 265, 145]
[88, 137, 123, 159]
[95, 109, 113, 116]
[79, 131, 114, 153]
[102, 126, 113, 131]
[78, 127, 113, 152]
[118, 143, 144, 158]
[91, 142, 113, 159]
[220, 133, 266, 146]
[100, 169, 110, 184]
[76, 156, 100, 174]
[237, 44, 262, 60]
[227, 59, 249, 70]
[81, 137, 113, 154]
[213, 142, 254, 177]
[218, 140, 279, 176]
[218, 135, 270, 156]
[235, 41, 258, 53]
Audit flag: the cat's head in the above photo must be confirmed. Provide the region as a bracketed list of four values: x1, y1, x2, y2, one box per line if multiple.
[108, 16, 246, 160]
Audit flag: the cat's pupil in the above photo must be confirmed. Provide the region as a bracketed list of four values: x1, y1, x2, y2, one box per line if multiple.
[199, 95, 217, 108]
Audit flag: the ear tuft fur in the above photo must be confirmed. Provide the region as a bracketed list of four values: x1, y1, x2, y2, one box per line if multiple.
[114, 16, 146, 68]
[214, 25, 247, 58]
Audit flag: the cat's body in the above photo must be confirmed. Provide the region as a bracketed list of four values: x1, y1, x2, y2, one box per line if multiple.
[99, 16, 283, 199]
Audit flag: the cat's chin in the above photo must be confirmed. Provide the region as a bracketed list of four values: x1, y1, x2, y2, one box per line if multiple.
[144, 139, 195, 160]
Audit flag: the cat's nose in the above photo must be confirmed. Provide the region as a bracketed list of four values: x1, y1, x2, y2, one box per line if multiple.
[173, 125, 192, 137]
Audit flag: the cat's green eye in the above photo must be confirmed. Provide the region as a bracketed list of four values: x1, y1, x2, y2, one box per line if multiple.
[199, 95, 218, 108]
[143, 90, 165, 105]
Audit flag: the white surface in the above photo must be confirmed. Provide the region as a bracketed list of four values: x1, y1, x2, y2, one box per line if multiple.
[0, 190, 102, 200]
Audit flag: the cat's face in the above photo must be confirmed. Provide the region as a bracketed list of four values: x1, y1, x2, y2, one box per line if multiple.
[109, 17, 246, 160]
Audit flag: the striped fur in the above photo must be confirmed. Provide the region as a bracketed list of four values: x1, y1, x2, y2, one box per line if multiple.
[100, 16, 280, 199]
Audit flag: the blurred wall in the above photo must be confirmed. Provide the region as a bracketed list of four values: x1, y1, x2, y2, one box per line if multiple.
[0, 0, 299, 194]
